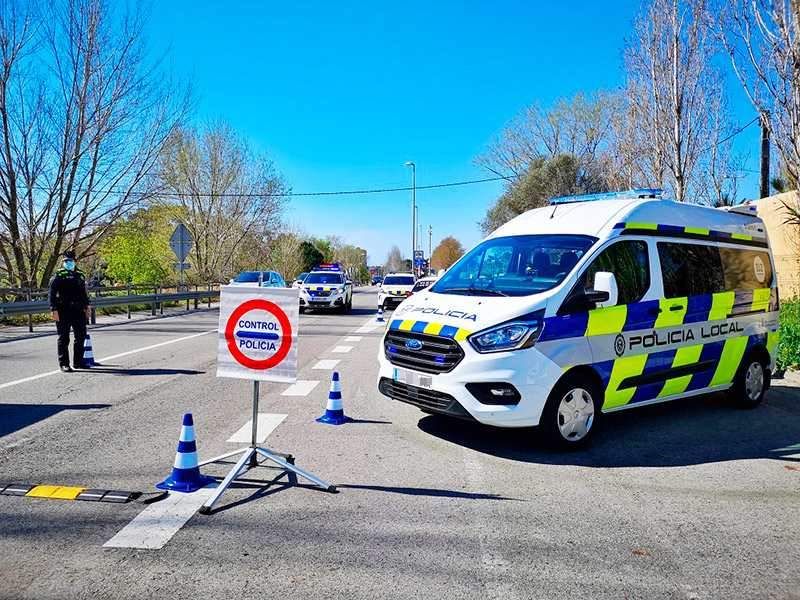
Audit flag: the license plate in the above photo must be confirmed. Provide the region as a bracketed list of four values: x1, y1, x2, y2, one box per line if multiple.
[393, 368, 432, 389]
[311, 298, 328, 303]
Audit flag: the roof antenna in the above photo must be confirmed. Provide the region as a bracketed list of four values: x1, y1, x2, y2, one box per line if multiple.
[550, 203, 558, 219]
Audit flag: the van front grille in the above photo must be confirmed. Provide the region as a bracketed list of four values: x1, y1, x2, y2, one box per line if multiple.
[384, 330, 464, 374]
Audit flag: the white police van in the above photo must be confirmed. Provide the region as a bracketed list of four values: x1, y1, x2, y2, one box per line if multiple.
[378, 272, 416, 310]
[377, 190, 780, 450]
[299, 264, 353, 313]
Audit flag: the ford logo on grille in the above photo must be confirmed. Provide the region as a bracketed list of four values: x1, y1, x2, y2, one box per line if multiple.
[405, 338, 424, 350]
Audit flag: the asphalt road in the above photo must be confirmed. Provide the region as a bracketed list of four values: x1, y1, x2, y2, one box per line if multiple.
[0, 287, 798, 599]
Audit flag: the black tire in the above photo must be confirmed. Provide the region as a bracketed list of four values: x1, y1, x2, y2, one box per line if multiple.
[299, 307, 306, 314]
[538, 374, 602, 451]
[726, 350, 768, 409]
[345, 297, 352, 312]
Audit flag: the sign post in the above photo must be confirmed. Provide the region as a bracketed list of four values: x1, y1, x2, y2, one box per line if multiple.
[170, 224, 193, 289]
[199, 286, 335, 514]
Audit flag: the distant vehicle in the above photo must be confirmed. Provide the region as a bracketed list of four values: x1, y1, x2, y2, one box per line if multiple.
[371, 275, 383, 286]
[299, 264, 353, 313]
[408, 275, 438, 296]
[292, 272, 309, 288]
[229, 271, 286, 287]
[378, 272, 416, 310]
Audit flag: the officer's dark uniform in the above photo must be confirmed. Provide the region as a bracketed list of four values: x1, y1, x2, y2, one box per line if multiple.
[49, 255, 91, 369]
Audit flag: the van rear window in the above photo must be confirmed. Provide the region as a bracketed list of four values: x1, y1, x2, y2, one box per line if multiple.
[719, 247, 773, 290]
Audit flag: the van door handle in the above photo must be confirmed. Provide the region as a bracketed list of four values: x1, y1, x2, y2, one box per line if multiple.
[669, 305, 684, 311]
[647, 307, 662, 315]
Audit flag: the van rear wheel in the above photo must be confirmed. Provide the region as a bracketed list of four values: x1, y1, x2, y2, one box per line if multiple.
[539, 374, 601, 451]
[727, 351, 768, 409]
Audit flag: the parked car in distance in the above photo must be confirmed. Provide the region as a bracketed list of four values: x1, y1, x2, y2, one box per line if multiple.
[229, 271, 286, 287]
[408, 275, 438, 297]
[371, 275, 383, 286]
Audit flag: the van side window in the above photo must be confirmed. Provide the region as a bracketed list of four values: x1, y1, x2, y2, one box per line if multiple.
[719, 247, 773, 290]
[658, 242, 725, 298]
[561, 240, 649, 314]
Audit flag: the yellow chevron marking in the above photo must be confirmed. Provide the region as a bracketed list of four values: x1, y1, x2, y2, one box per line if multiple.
[767, 330, 779, 353]
[655, 297, 687, 328]
[751, 287, 771, 311]
[454, 329, 471, 342]
[710, 335, 750, 387]
[685, 227, 710, 235]
[423, 322, 444, 336]
[586, 305, 627, 336]
[708, 292, 735, 321]
[603, 354, 648, 409]
[626, 222, 658, 230]
[658, 344, 704, 398]
[731, 233, 752, 240]
[398, 320, 414, 331]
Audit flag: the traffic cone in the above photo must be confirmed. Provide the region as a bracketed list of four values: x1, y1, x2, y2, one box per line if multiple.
[83, 333, 99, 366]
[316, 372, 352, 425]
[376, 305, 385, 323]
[157, 414, 216, 492]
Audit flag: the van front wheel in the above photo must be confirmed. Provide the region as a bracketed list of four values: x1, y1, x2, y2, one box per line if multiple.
[539, 374, 601, 451]
[727, 351, 768, 409]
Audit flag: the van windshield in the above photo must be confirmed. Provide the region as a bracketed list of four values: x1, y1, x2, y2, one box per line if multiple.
[431, 234, 597, 297]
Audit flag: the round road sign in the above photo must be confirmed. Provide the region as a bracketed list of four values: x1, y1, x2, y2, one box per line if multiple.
[224, 299, 293, 370]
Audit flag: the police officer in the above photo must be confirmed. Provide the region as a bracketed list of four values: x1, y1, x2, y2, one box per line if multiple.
[49, 250, 92, 372]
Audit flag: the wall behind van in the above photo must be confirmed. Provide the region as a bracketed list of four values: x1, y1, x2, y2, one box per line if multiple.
[753, 191, 800, 299]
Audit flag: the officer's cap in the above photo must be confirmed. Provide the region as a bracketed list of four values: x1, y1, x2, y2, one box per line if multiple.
[62, 250, 77, 260]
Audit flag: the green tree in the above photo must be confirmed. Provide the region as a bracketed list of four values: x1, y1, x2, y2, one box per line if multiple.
[300, 240, 324, 272]
[480, 154, 608, 235]
[101, 208, 173, 284]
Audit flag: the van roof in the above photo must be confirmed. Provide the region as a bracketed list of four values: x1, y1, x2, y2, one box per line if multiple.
[489, 198, 768, 244]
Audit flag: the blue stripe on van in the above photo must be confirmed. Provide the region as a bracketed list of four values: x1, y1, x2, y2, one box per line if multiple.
[684, 294, 713, 324]
[540, 312, 589, 341]
[685, 340, 726, 392]
[622, 299, 660, 332]
[627, 349, 675, 405]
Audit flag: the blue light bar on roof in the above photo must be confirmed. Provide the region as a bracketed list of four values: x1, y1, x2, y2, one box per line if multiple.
[549, 189, 664, 205]
[315, 263, 342, 271]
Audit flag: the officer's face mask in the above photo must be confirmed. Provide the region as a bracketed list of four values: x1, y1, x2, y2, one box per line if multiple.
[64, 261, 76, 271]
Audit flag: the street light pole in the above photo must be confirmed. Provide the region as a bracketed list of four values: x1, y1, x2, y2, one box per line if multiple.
[428, 224, 432, 275]
[405, 161, 416, 273]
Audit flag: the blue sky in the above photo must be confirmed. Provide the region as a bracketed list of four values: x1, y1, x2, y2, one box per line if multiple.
[147, 0, 763, 266]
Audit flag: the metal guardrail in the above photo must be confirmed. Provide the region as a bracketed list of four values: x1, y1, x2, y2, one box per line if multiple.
[0, 284, 221, 331]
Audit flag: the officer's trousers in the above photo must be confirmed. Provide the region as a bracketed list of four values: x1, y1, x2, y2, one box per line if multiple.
[55, 305, 87, 367]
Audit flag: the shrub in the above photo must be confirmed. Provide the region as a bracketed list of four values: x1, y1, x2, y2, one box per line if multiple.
[778, 298, 800, 372]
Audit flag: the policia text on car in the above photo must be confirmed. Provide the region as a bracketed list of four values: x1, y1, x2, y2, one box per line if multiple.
[49, 250, 92, 372]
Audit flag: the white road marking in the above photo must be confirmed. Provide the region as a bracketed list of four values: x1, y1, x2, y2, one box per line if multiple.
[344, 336, 362, 342]
[313, 359, 340, 370]
[332, 346, 353, 353]
[0, 329, 217, 390]
[355, 325, 377, 334]
[281, 380, 320, 396]
[227, 413, 287, 443]
[103, 485, 217, 550]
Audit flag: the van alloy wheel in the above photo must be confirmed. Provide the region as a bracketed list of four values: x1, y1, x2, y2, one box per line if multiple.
[557, 388, 595, 441]
[745, 361, 764, 402]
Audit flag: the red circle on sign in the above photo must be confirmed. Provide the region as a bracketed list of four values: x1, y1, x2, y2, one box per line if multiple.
[225, 299, 293, 370]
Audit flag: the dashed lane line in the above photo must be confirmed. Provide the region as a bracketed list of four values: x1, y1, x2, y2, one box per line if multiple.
[344, 336, 362, 342]
[313, 359, 340, 370]
[332, 346, 353, 353]
[281, 380, 321, 396]
[0, 329, 217, 390]
[227, 414, 287, 443]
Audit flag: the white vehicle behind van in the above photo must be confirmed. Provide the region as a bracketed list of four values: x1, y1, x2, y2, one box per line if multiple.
[378, 190, 779, 450]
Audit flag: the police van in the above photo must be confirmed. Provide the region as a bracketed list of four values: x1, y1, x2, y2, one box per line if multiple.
[299, 264, 353, 313]
[377, 190, 780, 450]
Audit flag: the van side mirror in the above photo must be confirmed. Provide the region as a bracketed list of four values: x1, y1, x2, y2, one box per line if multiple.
[592, 271, 618, 308]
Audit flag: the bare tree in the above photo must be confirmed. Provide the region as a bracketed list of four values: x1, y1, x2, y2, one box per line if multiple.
[0, 0, 192, 287]
[711, 0, 800, 186]
[619, 0, 735, 202]
[265, 221, 306, 284]
[154, 121, 290, 281]
[384, 245, 404, 273]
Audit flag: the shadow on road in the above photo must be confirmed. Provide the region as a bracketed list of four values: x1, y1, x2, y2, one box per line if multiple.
[336, 483, 517, 500]
[0, 403, 110, 438]
[416, 386, 800, 468]
[80, 366, 204, 376]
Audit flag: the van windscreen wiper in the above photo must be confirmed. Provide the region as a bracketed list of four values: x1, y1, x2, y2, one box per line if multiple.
[442, 287, 507, 297]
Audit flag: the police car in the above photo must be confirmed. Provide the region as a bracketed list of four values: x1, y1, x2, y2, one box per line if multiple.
[299, 264, 353, 313]
[378, 272, 416, 310]
[378, 190, 779, 450]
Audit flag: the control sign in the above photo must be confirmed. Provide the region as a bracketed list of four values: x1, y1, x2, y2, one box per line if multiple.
[217, 286, 299, 383]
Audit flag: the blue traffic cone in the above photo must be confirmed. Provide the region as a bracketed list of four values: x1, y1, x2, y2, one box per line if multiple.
[316, 372, 352, 425]
[376, 305, 385, 323]
[157, 414, 215, 492]
[83, 333, 99, 366]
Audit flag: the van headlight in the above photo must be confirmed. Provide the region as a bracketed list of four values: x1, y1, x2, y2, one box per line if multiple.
[468, 312, 543, 353]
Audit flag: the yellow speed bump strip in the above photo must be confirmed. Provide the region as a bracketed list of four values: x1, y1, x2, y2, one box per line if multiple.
[0, 482, 136, 503]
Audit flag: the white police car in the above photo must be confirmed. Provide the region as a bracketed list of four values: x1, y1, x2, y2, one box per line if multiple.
[378, 190, 779, 450]
[378, 272, 416, 310]
[299, 264, 353, 313]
